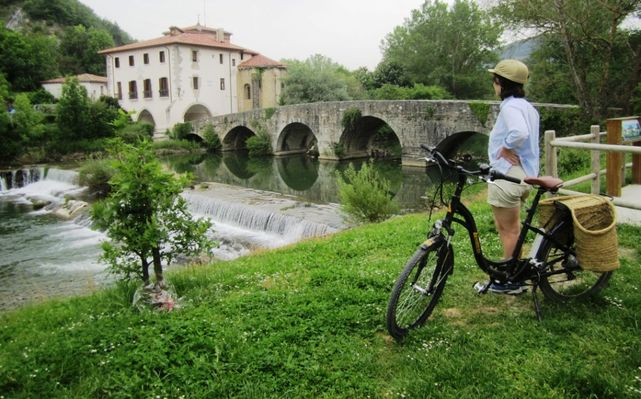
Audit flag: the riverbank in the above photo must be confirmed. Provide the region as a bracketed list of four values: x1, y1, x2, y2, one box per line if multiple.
[2, 202, 640, 398]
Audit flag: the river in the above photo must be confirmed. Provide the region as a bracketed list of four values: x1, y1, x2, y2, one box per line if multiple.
[0, 154, 446, 311]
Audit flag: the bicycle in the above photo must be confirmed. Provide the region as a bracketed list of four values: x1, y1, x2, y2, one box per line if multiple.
[385, 145, 613, 341]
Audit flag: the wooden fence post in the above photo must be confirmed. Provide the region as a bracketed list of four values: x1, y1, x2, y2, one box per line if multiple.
[544, 130, 558, 178]
[591, 125, 601, 194]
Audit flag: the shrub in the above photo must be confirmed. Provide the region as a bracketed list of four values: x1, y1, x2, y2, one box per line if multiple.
[341, 107, 362, 131]
[117, 122, 154, 144]
[557, 148, 590, 177]
[79, 159, 115, 198]
[336, 162, 399, 223]
[201, 123, 222, 152]
[170, 122, 193, 140]
[246, 133, 272, 156]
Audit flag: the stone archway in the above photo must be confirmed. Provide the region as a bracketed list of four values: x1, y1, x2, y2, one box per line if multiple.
[276, 122, 318, 156]
[137, 109, 156, 128]
[222, 125, 256, 151]
[339, 116, 401, 160]
[184, 104, 212, 123]
[436, 131, 488, 160]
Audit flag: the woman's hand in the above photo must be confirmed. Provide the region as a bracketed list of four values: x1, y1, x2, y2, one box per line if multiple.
[498, 146, 520, 166]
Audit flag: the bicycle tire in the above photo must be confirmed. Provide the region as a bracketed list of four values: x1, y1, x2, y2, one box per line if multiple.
[537, 220, 612, 302]
[386, 240, 453, 340]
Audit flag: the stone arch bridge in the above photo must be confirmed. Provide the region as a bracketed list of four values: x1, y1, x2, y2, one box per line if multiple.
[190, 100, 569, 167]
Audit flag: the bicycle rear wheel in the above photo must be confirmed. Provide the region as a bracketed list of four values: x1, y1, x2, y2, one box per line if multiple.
[537, 220, 612, 302]
[386, 240, 453, 340]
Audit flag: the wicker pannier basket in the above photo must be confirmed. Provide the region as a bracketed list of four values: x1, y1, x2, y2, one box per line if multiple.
[538, 195, 619, 272]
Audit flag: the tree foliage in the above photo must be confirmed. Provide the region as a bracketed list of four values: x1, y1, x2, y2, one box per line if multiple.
[280, 54, 364, 104]
[381, 0, 501, 99]
[92, 142, 214, 286]
[494, 0, 641, 118]
[0, 27, 59, 91]
[60, 25, 114, 75]
[56, 76, 90, 139]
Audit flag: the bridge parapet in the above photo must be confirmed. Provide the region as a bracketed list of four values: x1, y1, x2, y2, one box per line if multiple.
[191, 100, 577, 167]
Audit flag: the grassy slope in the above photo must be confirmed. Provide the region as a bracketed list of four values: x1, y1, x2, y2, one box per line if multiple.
[1, 200, 640, 398]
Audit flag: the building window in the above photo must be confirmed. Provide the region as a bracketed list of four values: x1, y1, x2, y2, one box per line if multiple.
[159, 51, 165, 63]
[244, 84, 251, 99]
[143, 79, 152, 98]
[129, 55, 134, 66]
[192, 76, 199, 90]
[219, 54, 224, 64]
[128, 81, 138, 99]
[192, 50, 198, 62]
[116, 82, 122, 99]
[240, 52, 244, 60]
[114, 57, 120, 68]
[232, 58, 236, 67]
[220, 78, 225, 90]
[143, 53, 149, 64]
[159, 77, 169, 97]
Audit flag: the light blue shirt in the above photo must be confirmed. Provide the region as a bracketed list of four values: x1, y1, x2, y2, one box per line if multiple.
[488, 96, 540, 177]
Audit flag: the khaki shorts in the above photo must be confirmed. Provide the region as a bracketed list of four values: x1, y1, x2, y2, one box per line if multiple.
[487, 166, 531, 208]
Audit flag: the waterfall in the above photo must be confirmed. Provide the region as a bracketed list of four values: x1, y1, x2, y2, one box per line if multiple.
[0, 167, 42, 191]
[183, 190, 341, 246]
[44, 168, 79, 185]
[0, 167, 84, 204]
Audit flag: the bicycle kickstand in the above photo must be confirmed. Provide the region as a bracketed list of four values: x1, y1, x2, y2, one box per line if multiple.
[531, 283, 543, 322]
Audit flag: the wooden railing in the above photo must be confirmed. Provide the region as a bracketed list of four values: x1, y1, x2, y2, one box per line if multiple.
[544, 125, 641, 210]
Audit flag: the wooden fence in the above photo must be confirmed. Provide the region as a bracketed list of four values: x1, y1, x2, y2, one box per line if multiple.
[544, 125, 641, 211]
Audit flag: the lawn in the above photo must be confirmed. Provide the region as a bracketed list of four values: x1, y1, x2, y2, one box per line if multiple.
[1, 200, 640, 398]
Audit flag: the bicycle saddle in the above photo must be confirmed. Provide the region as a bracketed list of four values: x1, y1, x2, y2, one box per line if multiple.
[523, 176, 564, 192]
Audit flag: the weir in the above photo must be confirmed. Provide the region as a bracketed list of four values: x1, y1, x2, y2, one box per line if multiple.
[184, 183, 345, 247]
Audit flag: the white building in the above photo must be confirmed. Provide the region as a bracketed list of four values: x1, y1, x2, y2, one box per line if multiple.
[41, 74, 108, 100]
[99, 24, 285, 135]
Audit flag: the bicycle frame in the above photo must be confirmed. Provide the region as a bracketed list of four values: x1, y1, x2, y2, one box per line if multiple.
[432, 166, 551, 283]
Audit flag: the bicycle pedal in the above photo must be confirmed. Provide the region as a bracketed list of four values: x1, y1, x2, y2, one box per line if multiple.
[473, 281, 490, 294]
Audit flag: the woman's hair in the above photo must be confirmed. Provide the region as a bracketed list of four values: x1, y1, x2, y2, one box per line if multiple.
[494, 74, 525, 100]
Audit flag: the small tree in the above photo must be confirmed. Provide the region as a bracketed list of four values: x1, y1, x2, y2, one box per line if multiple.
[201, 123, 222, 152]
[56, 76, 90, 139]
[92, 142, 214, 287]
[336, 162, 399, 223]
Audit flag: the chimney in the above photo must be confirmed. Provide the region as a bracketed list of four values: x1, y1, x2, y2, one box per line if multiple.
[216, 28, 224, 42]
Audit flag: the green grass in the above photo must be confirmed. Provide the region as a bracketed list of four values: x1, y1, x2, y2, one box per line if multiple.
[1, 201, 641, 398]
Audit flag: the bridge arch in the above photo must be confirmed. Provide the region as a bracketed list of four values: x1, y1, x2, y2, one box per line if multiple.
[184, 104, 212, 123]
[435, 131, 488, 159]
[339, 115, 401, 160]
[137, 109, 156, 128]
[222, 125, 256, 151]
[276, 122, 318, 156]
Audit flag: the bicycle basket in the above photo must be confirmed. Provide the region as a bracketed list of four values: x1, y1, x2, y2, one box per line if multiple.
[538, 195, 619, 272]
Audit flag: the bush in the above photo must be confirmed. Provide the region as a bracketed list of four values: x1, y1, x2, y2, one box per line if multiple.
[201, 123, 222, 152]
[246, 133, 272, 156]
[170, 122, 192, 140]
[341, 107, 362, 131]
[336, 162, 399, 223]
[558, 148, 590, 177]
[117, 122, 153, 144]
[79, 159, 115, 198]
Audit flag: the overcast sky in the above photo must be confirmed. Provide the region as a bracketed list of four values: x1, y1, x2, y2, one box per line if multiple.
[79, 0, 428, 70]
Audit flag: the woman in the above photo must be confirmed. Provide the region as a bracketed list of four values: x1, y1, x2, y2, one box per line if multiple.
[485, 59, 540, 294]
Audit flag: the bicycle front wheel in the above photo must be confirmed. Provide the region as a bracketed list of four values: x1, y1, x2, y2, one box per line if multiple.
[386, 240, 453, 340]
[537, 220, 612, 302]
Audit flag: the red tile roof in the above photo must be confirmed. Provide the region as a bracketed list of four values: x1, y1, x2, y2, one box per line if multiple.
[98, 28, 257, 55]
[238, 54, 286, 70]
[41, 74, 107, 84]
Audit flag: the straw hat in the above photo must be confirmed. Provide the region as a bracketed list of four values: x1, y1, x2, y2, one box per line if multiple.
[488, 59, 529, 84]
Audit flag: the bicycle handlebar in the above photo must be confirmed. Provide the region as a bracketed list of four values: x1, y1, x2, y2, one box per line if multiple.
[421, 144, 523, 184]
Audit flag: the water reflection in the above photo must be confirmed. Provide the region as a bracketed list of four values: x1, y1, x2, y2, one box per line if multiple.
[162, 153, 442, 212]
